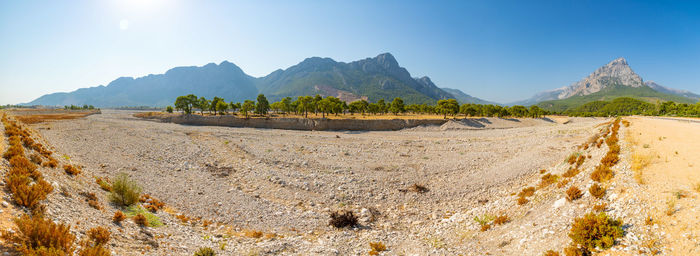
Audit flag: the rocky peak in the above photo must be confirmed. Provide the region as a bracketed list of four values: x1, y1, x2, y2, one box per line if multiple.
[555, 57, 643, 99]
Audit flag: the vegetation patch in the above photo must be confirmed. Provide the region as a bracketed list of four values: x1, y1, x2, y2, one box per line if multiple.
[369, 241, 387, 255]
[329, 210, 358, 228]
[109, 172, 142, 206]
[194, 247, 216, 256]
[566, 186, 583, 201]
[588, 183, 606, 199]
[591, 165, 614, 183]
[568, 212, 623, 252]
[0, 214, 76, 255]
[63, 164, 82, 176]
[539, 173, 560, 188]
[126, 205, 163, 227]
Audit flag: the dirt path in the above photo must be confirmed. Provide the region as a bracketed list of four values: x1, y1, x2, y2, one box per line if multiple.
[626, 117, 700, 255]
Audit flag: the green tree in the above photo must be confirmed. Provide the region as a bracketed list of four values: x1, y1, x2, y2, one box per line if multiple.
[281, 97, 293, 114]
[317, 97, 333, 118]
[215, 101, 228, 115]
[210, 97, 225, 115]
[165, 106, 173, 113]
[437, 99, 459, 118]
[529, 105, 542, 118]
[174, 94, 197, 114]
[389, 97, 405, 115]
[240, 100, 255, 118]
[230, 102, 241, 114]
[197, 97, 210, 115]
[377, 99, 387, 114]
[349, 100, 369, 115]
[255, 94, 270, 115]
[296, 96, 313, 118]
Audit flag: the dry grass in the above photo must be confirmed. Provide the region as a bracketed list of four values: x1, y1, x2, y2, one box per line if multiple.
[15, 112, 96, 124]
[588, 183, 606, 199]
[517, 186, 536, 197]
[543, 250, 561, 256]
[517, 196, 529, 205]
[86, 226, 110, 246]
[568, 212, 623, 251]
[369, 241, 387, 255]
[593, 203, 607, 212]
[133, 214, 149, 226]
[493, 215, 510, 225]
[562, 168, 580, 178]
[63, 164, 81, 176]
[557, 178, 571, 189]
[539, 173, 559, 188]
[665, 198, 676, 216]
[243, 229, 263, 238]
[631, 153, 652, 184]
[566, 186, 583, 201]
[113, 211, 126, 223]
[0, 214, 76, 255]
[591, 165, 614, 183]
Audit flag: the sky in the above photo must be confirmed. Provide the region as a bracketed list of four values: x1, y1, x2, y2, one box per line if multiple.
[1, 0, 699, 105]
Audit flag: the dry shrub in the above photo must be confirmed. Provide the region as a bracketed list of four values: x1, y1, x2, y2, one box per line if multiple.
[78, 245, 111, 256]
[369, 241, 387, 255]
[589, 184, 606, 199]
[644, 216, 653, 225]
[113, 211, 126, 223]
[63, 164, 81, 176]
[567, 154, 578, 165]
[518, 186, 536, 197]
[43, 157, 58, 168]
[0, 214, 76, 255]
[595, 139, 604, 148]
[399, 183, 429, 193]
[575, 155, 585, 167]
[109, 173, 141, 206]
[544, 250, 561, 256]
[480, 224, 491, 231]
[96, 177, 112, 191]
[593, 203, 607, 212]
[665, 199, 676, 216]
[243, 229, 263, 238]
[583, 144, 589, 150]
[12, 179, 54, 209]
[176, 214, 191, 223]
[568, 212, 623, 251]
[194, 247, 216, 256]
[600, 152, 619, 167]
[493, 215, 510, 225]
[139, 194, 165, 212]
[539, 169, 547, 174]
[557, 178, 571, 188]
[621, 120, 630, 127]
[562, 168, 580, 178]
[539, 173, 559, 188]
[133, 214, 149, 227]
[329, 210, 358, 228]
[517, 196, 529, 205]
[29, 153, 43, 165]
[9, 155, 37, 173]
[563, 244, 590, 256]
[566, 186, 583, 201]
[80, 192, 101, 210]
[87, 226, 110, 246]
[591, 165, 614, 183]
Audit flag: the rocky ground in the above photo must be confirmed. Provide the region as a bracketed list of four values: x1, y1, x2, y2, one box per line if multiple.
[2, 110, 687, 255]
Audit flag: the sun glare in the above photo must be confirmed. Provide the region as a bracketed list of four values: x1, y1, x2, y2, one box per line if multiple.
[119, 19, 129, 30]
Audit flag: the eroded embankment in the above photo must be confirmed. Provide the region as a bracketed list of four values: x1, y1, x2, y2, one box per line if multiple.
[153, 114, 448, 131]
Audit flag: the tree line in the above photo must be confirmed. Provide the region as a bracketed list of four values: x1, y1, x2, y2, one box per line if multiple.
[564, 97, 700, 117]
[64, 104, 96, 110]
[172, 94, 550, 118]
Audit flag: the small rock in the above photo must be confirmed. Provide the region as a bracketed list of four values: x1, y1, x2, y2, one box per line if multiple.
[1, 201, 8, 208]
[552, 198, 566, 208]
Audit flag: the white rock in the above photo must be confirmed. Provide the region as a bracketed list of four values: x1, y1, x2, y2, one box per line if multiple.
[552, 198, 566, 208]
[1, 201, 8, 208]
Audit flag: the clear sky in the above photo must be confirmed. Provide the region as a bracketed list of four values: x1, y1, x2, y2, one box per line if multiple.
[1, 0, 699, 105]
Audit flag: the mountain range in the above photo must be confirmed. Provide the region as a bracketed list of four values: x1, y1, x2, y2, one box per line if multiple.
[24, 54, 699, 108]
[25, 53, 489, 107]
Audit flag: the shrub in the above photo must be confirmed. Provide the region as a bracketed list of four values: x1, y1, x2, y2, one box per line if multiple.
[480, 223, 491, 232]
[539, 173, 559, 188]
[133, 214, 149, 227]
[96, 177, 112, 191]
[473, 214, 495, 226]
[591, 165, 614, 182]
[243, 229, 263, 238]
[576, 155, 585, 167]
[3, 143, 24, 160]
[43, 158, 59, 168]
[78, 246, 110, 256]
[563, 244, 589, 256]
[589, 184, 606, 199]
[600, 152, 619, 167]
[0, 214, 76, 255]
[369, 241, 387, 255]
[329, 211, 358, 228]
[562, 168, 580, 178]
[567, 154, 577, 165]
[126, 206, 163, 227]
[568, 212, 623, 251]
[518, 187, 536, 197]
[539, 169, 547, 174]
[87, 226, 110, 246]
[566, 186, 583, 201]
[12, 179, 54, 209]
[194, 247, 216, 256]
[517, 196, 529, 205]
[29, 153, 43, 165]
[493, 215, 510, 225]
[109, 173, 141, 206]
[543, 250, 561, 256]
[63, 164, 81, 176]
[113, 211, 126, 223]
[557, 178, 571, 188]
[595, 139, 604, 148]
[593, 203, 607, 212]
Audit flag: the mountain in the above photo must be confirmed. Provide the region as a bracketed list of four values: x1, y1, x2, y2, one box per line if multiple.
[440, 88, 495, 105]
[27, 61, 258, 107]
[256, 53, 453, 104]
[26, 53, 477, 107]
[645, 81, 700, 101]
[520, 57, 697, 111]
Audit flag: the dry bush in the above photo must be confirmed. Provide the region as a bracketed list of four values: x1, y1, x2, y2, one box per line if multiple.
[87, 226, 110, 246]
[12, 179, 54, 209]
[399, 183, 429, 193]
[96, 177, 112, 191]
[567, 154, 578, 165]
[576, 155, 585, 168]
[566, 186, 583, 201]
[595, 139, 604, 148]
[0, 214, 76, 255]
[621, 120, 630, 127]
[557, 178, 571, 188]
[600, 152, 619, 167]
[63, 164, 81, 176]
[518, 186, 536, 197]
[583, 144, 589, 150]
[568, 212, 623, 251]
[243, 229, 263, 238]
[29, 153, 43, 165]
[480, 224, 491, 232]
[113, 211, 126, 223]
[539, 173, 559, 188]
[133, 214, 149, 226]
[194, 247, 216, 256]
[563, 244, 589, 256]
[588, 183, 606, 199]
[81, 192, 101, 210]
[369, 241, 387, 255]
[140, 194, 165, 212]
[517, 196, 529, 205]
[562, 168, 580, 178]
[591, 165, 614, 183]
[78, 245, 111, 256]
[644, 216, 653, 225]
[539, 169, 547, 174]
[3, 143, 24, 160]
[109, 173, 142, 206]
[43, 157, 58, 168]
[493, 215, 510, 225]
[329, 211, 358, 228]
[543, 250, 561, 256]
[176, 214, 191, 223]
[593, 203, 607, 212]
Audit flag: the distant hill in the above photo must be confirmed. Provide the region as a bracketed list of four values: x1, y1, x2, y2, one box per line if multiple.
[256, 53, 453, 104]
[645, 81, 700, 101]
[525, 57, 698, 111]
[26, 61, 258, 107]
[440, 88, 495, 105]
[25, 53, 483, 107]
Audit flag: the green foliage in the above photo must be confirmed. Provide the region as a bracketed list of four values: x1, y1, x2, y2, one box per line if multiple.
[174, 94, 197, 114]
[194, 247, 216, 256]
[240, 100, 255, 118]
[568, 212, 623, 251]
[437, 99, 459, 118]
[255, 94, 270, 115]
[389, 97, 405, 114]
[125, 205, 163, 227]
[109, 173, 141, 207]
[165, 106, 174, 113]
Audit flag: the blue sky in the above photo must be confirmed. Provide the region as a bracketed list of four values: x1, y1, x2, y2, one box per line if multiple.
[1, 0, 699, 104]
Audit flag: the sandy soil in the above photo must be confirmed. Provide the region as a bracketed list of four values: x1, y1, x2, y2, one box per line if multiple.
[625, 117, 700, 255]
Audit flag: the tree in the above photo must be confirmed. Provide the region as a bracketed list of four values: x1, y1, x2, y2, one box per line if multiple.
[296, 96, 313, 118]
[377, 99, 387, 114]
[460, 104, 478, 117]
[174, 94, 197, 114]
[165, 106, 173, 113]
[529, 105, 542, 118]
[210, 97, 225, 115]
[349, 100, 369, 115]
[255, 94, 270, 115]
[317, 97, 333, 118]
[215, 101, 228, 115]
[389, 97, 405, 115]
[510, 105, 529, 118]
[437, 99, 459, 118]
[312, 94, 323, 115]
[281, 97, 293, 114]
[230, 102, 241, 114]
[240, 100, 255, 118]
[197, 97, 210, 115]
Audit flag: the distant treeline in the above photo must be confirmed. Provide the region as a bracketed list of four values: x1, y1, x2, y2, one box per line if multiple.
[64, 104, 96, 110]
[564, 97, 700, 117]
[172, 94, 549, 118]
